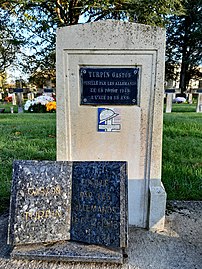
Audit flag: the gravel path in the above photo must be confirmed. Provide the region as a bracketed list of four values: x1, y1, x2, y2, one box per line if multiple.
[0, 201, 201, 269]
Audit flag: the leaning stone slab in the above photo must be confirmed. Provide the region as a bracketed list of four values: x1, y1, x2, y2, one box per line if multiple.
[11, 241, 124, 264]
[8, 160, 72, 245]
[70, 161, 128, 248]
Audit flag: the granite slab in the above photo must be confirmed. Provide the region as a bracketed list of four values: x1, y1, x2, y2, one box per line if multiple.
[70, 161, 128, 248]
[8, 160, 128, 254]
[8, 160, 73, 246]
[11, 241, 124, 264]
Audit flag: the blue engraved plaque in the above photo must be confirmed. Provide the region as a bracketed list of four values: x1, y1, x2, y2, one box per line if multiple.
[70, 161, 128, 248]
[80, 67, 139, 105]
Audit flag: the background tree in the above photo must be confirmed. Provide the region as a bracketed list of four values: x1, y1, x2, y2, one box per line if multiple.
[165, 0, 202, 92]
[127, 0, 183, 26]
[0, 0, 184, 84]
[0, 6, 24, 73]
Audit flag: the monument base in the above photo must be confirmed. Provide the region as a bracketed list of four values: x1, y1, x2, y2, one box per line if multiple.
[11, 241, 124, 264]
[149, 182, 167, 231]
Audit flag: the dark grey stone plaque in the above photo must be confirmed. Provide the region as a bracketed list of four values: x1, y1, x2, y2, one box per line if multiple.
[14, 88, 23, 93]
[44, 88, 53, 93]
[8, 160, 72, 246]
[165, 89, 175, 93]
[70, 161, 128, 248]
[80, 67, 139, 105]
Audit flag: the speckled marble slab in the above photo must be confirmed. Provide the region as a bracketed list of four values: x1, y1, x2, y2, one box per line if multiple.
[71, 161, 128, 248]
[8, 160, 73, 245]
[11, 241, 124, 264]
[8, 160, 128, 254]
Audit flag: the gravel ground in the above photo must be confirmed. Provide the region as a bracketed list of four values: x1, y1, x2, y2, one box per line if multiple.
[0, 201, 201, 269]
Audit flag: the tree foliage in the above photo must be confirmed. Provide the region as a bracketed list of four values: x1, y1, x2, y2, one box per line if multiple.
[127, 0, 184, 26]
[0, 0, 185, 83]
[165, 0, 202, 92]
[0, 5, 24, 73]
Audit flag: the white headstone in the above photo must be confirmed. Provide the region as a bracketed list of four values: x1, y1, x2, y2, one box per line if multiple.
[188, 93, 193, 104]
[27, 93, 33, 100]
[165, 89, 175, 113]
[56, 21, 166, 230]
[12, 93, 17, 105]
[196, 90, 202, 112]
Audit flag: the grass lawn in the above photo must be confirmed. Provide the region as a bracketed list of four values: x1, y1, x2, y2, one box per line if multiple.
[162, 103, 202, 200]
[0, 102, 18, 113]
[0, 113, 56, 212]
[0, 103, 201, 212]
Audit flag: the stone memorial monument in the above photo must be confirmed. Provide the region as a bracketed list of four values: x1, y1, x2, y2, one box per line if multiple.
[8, 160, 127, 263]
[8, 20, 167, 265]
[56, 20, 167, 230]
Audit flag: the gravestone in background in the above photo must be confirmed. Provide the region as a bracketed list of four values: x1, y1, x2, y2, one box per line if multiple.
[14, 88, 24, 113]
[196, 89, 202, 113]
[44, 88, 54, 97]
[165, 89, 175, 113]
[12, 93, 17, 105]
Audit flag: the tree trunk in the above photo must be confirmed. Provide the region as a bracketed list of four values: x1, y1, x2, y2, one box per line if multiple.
[179, 16, 190, 93]
[180, 56, 188, 93]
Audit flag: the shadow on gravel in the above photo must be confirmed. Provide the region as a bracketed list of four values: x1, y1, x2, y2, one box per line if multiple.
[0, 201, 201, 269]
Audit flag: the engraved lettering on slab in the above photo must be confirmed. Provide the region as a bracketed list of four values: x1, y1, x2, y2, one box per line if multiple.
[80, 68, 139, 105]
[27, 185, 61, 196]
[70, 161, 128, 248]
[8, 161, 72, 245]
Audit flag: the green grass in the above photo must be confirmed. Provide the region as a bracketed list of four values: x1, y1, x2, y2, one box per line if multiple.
[0, 102, 18, 113]
[170, 103, 197, 113]
[0, 113, 56, 212]
[162, 104, 202, 200]
[0, 103, 201, 213]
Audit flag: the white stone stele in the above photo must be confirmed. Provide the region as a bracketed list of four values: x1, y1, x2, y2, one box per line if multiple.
[188, 93, 193, 104]
[165, 93, 173, 113]
[196, 92, 202, 112]
[12, 93, 17, 106]
[56, 20, 166, 230]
